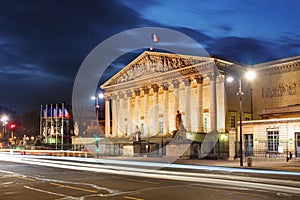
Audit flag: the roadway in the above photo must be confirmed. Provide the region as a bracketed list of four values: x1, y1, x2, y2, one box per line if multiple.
[0, 154, 300, 200]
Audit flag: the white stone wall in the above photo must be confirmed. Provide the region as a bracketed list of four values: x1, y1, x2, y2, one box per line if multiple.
[242, 119, 300, 156]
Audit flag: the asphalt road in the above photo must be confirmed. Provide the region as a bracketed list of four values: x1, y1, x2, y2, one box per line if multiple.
[0, 155, 300, 200]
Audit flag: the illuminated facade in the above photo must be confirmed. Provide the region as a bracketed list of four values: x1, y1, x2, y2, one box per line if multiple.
[240, 56, 300, 159]
[101, 51, 249, 137]
[101, 51, 300, 159]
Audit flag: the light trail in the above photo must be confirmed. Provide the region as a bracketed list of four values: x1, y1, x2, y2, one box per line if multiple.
[1, 154, 300, 195]
[5, 153, 300, 176]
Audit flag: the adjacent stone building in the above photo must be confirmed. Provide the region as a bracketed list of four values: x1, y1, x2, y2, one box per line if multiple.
[241, 56, 300, 159]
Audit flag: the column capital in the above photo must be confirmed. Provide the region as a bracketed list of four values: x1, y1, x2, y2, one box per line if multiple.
[218, 75, 225, 83]
[134, 88, 141, 96]
[143, 86, 150, 94]
[161, 82, 169, 91]
[126, 90, 132, 98]
[183, 78, 191, 86]
[208, 72, 217, 81]
[152, 84, 159, 93]
[118, 92, 124, 99]
[172, 80, 180, 88]
[195, 76, 203, 84]
[111, 94, 117, 100]
[104, 95, 111, 101]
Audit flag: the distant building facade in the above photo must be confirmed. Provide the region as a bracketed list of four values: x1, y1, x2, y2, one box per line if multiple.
[241, 56, 300, 159]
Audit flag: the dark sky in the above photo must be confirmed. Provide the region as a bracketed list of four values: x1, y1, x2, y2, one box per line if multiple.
[1, 0, 300, 113]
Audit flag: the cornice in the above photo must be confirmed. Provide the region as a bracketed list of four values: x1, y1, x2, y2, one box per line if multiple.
[103, 61, 216, 93]
[254, 57, 300, 75]
[101, 51, 215, 88]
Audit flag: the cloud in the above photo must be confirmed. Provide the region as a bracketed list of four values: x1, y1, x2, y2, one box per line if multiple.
[206, 36, 292, 65]
[1, 0, 300, 113]
[0, 0, 148, 113]
[217, 24, 233, 32]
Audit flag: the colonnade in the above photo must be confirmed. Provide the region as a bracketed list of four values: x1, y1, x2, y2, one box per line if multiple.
[104, 74, 218, 138]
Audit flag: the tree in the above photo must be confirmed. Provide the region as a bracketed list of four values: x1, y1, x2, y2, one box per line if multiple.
[19, 109, 40, 137]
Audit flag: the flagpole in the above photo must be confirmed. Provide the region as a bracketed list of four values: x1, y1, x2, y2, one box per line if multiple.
[40, 105, 43, 140]
[61, 102, 64, 150]
[150, 33, 159, 51]
[45, 104, 48, 144]
[55, 103, 58, 150]
[150, 33, 154, 51]
[50, 104, 53, 145]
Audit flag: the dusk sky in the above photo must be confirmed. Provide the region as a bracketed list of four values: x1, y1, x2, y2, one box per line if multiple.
[1, 0, 300, 114]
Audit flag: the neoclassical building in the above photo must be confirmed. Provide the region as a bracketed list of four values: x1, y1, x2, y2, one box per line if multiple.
[101, 51, 249, 139]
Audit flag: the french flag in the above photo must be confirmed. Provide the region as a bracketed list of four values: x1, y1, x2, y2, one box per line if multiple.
[151, 33, 160, 42]
[59, 108, 71, 119]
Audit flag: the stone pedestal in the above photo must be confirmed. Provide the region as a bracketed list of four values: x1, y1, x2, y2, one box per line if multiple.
[123, 145, 134, 157]
[166, 142, 191, 159]
[133, 142, 143, 157]
[228, 129, 236, 160]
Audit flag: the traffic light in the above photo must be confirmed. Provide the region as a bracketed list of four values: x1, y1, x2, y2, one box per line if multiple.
[8, 123, 16, 130]
[94, 134, 99, 152]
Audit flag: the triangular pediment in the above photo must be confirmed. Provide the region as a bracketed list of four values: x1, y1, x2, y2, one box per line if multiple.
[101, 51, 215, 89]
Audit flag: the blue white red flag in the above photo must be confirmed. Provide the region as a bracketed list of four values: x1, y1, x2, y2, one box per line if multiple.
[43, 105, 50, 118]
[151, 33, 160, 42]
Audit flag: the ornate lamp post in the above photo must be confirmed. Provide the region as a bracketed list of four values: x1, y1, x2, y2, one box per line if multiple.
[91, 93, 104, 122]
[227, 70, 256, 166]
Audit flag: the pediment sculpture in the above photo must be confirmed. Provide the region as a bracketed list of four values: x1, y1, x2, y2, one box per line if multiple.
[116, 53, 205, 84]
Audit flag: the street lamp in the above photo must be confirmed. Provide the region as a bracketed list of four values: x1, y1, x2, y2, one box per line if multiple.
[227, 70, 256, 166]
[1, 115, 9, 146]
[91, 92, 104, 121]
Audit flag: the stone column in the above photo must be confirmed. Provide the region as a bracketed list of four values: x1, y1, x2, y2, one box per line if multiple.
[195, 76, 204, 132]
[126, 90, 132, 136]
[217, 76, 226, 133]
[111, 94, 117, 137]
[162, 83, 169, 135]
[105, 95, 111, 137]
[118, 92, 124, 137]
[183, 78, 191, 132]
[143, 87, 150, 137]
[152, 84, 159, 135]
[172, 80, 180, 130]
[209, 73, 217, 132]
[134, 89, 140, 128]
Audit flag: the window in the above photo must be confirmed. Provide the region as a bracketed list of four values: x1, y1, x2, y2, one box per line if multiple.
[204, 117, 208, 132]
[159, 121, 164, 134]
[141, 123, 144, 136]
[230, 116, 236, 128]
[267, 131, 279, 152]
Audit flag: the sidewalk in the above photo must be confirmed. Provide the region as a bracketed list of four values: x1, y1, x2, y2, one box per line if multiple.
[99, 155, 300, 172]
[174, 158, 300, 172]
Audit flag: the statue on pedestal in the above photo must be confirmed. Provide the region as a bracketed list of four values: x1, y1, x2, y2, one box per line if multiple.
[133, 125, 141, 142]
[174, 110, 186, 141]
